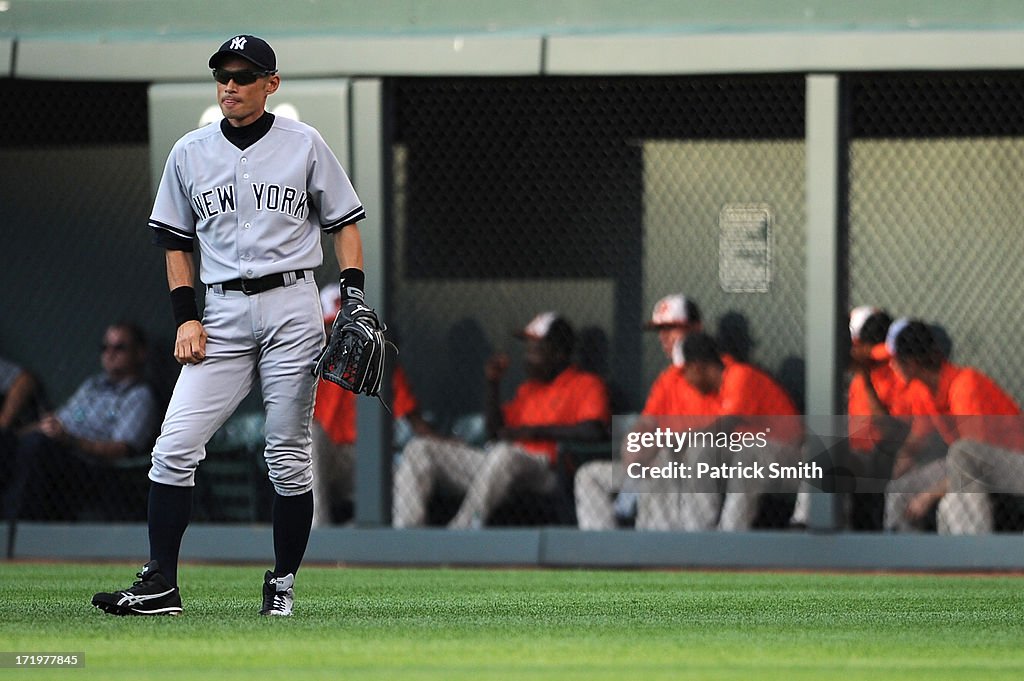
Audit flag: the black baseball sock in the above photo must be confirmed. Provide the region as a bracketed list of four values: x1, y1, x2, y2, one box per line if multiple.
[272, 490, 314, 577]
[147, 482, 193, 588]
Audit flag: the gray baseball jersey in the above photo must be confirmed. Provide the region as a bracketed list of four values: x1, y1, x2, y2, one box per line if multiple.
[148, 116, 364, 284]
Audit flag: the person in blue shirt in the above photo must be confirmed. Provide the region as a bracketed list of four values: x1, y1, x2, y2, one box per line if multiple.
[1, 322, 159, 521]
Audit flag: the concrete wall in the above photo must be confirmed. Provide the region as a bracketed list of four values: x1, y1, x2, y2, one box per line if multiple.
[5, 1, 1024, 38]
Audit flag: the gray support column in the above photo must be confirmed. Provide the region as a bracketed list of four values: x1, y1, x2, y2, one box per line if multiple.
[350, 79, 391, 527]
[804, 74, 844, 530]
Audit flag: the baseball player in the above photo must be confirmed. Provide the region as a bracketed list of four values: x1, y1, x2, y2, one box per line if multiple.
[574, 293, 716, 530]
[789, 306, 909, 529]
[880, 320, 1024, 534]
[392, 312, 610, 529]
[92, 34, 373, 617]
[670, 332, 803, 531]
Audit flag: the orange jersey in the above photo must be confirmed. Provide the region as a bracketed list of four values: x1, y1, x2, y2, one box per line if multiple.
[847, 363, 908, 453]
[900, 362, 1024, 450]
[717, 358, 802, 445]
[503, 365, 610, 464]
[642, 365, 720, 431]
[313, 364, 419, 445]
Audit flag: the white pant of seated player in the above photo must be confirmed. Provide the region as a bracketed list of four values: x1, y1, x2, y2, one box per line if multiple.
[393, 436, 556, 528]
[938, 438, 1024, 534]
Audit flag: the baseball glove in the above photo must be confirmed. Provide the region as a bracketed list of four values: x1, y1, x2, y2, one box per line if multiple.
[312, 299, 396, 401]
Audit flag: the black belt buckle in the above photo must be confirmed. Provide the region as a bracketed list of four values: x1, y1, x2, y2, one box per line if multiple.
[239, 278, 260, 295]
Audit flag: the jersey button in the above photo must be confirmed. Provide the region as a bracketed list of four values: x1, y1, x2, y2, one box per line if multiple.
[243, 173, 250, 179]
[244, 222, 252, 230]
[241, 157, 248, 164]
[246, 269, 254, 277]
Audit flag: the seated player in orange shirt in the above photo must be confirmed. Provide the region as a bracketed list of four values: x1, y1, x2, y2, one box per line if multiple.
[671, 332, 803, 532]
[392, 312, 610, 529]
[836, 306, 916, 528]
[881, 320, 1024, 534]
[847, 307, 906, 454]
[791, 307, 913, 529]
[574, 293, 717, 530]
[312, 285, 433, 526]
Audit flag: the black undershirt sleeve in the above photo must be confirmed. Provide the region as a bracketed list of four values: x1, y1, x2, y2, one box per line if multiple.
[153, 230, 194, 252]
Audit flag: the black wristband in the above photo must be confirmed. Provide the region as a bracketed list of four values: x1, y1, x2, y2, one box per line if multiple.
[170, 286, 200, 328]
[339, 268, 365, 301]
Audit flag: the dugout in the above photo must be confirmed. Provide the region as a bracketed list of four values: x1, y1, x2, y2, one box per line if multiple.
[3, 1, 1024, 570]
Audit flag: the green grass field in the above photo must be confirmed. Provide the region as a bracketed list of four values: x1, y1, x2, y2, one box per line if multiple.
[1, 562, 1022, 680]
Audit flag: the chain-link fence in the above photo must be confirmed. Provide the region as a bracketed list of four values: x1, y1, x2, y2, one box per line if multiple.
[1, 80, 155, 522]
[4, 72, 1024, 534]
[388, 75, 806, 528]
[847, 71, 1024, 533]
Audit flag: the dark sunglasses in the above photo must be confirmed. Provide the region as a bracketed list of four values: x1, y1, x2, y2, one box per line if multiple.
[100, 343, 131, 353]
[212, 68, 276, 86]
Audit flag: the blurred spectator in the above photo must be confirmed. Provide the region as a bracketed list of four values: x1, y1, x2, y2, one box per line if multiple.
[393, 312, 610, 528]
[0, 356, 40, 432]
[575, 293, 716, 530]
[312, 284, 434, 526]
[662, 332, 802, 531]
[1, 323, 160, 521]
[0, 356, 42, 494]
[882, 320, 1024, 533]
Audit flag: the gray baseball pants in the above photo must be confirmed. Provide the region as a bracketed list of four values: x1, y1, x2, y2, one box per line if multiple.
[149, 273, 324, 496]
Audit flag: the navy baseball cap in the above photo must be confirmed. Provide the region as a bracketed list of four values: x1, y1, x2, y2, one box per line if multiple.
[209, 35, 277, 71]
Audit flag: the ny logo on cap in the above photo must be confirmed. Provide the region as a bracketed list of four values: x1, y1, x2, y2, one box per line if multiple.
[230, 36, 247, 50]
